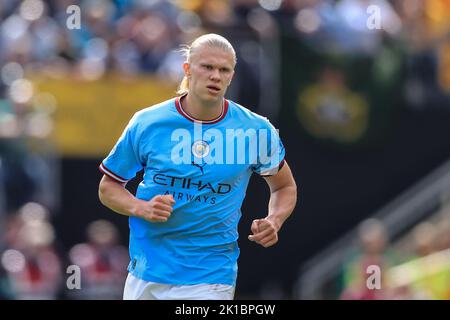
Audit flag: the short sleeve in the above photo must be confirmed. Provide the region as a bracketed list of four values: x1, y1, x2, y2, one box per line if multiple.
[251, 119, 286, 177]
[99, 114, 144, 183]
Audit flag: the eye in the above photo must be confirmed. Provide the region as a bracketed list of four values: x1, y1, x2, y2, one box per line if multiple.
[220, 68, 231, 73]
[203, 65, 213, 70]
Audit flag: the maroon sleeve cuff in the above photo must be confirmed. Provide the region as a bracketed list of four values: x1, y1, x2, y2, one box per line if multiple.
[99, 162, 128, 183]
[260, 159, 286, 177]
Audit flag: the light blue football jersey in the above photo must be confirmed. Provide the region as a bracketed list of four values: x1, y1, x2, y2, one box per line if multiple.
[100, 95, 285, 286]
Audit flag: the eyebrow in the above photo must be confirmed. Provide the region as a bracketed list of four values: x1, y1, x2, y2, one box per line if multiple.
[200, 63, 232, 71]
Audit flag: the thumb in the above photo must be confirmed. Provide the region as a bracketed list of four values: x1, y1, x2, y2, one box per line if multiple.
[161, 194, 176, 205]
[248, 220, 261, 241]
[251, 219, 261, 234]
[150, 195, 163, 202]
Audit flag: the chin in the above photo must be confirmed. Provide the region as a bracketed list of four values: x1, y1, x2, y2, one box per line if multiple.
[203, 93, 222, 101]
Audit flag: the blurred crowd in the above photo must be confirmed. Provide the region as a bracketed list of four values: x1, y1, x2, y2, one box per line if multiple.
[0, 0, 449, 299]
[338, 199, 450, 300]
[0, 202, 128, 299]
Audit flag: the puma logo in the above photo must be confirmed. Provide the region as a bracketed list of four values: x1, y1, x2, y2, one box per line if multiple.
[191, 161, 206, 175]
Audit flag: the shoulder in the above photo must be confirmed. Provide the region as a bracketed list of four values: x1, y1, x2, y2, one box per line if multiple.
[227, 99, 276, 129]
[129, 97, 176, 129]
[134, 98, 176, 121]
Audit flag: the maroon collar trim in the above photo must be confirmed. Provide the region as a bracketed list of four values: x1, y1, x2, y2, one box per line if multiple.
[175, 94, 229, 124]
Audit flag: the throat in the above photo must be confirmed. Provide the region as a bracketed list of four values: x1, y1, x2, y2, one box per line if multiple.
[182, 95, 223, 121]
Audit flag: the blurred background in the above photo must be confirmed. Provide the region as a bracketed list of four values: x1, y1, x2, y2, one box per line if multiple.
[0, 0, 449, 300]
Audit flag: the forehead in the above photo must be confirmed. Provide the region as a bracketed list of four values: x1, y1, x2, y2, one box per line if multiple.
[191, 45, 235, 68]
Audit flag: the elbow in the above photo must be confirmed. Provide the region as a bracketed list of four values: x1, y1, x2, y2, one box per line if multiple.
[289, 177, 297, 198]
[294, 181, 298, 197]
[290, 180, 298, 207]
[292, 184, 298, 205]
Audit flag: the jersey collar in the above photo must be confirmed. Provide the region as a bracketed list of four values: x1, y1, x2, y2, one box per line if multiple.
[175, 93, 229, 124]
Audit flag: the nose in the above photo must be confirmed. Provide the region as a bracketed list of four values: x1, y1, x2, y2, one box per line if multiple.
[209, 69, 220, 82]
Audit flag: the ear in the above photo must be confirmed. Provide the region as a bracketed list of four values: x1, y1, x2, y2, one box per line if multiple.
[228, 70, 235, 86]
[183, 62, 190, 77]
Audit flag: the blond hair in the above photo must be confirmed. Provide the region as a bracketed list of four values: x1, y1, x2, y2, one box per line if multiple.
[177, 34, 236, 95]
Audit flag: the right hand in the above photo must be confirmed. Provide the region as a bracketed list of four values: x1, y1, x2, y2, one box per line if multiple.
[133, 194, 175, 222]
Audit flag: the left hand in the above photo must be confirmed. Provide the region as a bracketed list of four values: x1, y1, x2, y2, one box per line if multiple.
[248, 218, 279, 248]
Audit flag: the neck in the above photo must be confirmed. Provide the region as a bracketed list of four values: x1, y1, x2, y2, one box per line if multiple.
[183, 93, 223, 121]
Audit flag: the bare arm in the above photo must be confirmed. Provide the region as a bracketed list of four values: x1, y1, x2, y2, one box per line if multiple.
[248, 161, 297, 247]
[263, 161, 297, 231]
[98, 175, 175, 222]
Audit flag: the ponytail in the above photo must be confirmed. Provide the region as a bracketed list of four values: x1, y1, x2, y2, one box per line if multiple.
[177, 75, 189, 95]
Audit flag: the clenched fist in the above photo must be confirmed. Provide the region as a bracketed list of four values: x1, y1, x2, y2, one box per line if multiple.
[133, 194, 175, 223]
[248, 218, 280, 248]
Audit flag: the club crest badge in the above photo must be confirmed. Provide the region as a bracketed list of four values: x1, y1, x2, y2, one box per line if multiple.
[191, 140, 210, 158]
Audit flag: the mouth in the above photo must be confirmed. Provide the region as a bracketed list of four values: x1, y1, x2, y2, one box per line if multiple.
[206, 85, 221, 94]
